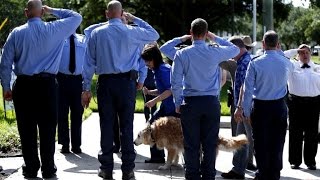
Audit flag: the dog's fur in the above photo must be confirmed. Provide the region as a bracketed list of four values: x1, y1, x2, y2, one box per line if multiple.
[134, 116, 248, 170]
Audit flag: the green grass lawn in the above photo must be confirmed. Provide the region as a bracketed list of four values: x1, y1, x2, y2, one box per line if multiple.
[311, 55, 320, 64]
[88, 75, 230, 116]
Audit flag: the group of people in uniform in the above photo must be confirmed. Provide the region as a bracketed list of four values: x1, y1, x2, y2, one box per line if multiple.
[0, 0, 319, 180]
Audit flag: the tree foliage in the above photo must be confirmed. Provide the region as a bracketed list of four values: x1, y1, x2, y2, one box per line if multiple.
[279, 7, 320, 48]
[0, 0, 292, 46]
[0, 0, 25, 46]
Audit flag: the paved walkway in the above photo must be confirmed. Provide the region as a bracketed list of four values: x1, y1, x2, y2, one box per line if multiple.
[1, 113, 320, 179]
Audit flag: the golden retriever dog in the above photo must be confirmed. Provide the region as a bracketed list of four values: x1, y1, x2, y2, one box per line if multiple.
[134, 116, 248, 170]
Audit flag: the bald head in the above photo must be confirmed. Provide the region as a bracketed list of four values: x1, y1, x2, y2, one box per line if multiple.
[106, 0, 122, 19]
[25, 0, 43, 18]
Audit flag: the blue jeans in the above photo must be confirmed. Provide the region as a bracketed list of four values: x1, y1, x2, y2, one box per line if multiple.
[231, 121, 253, 175]
[181, 96, 220, 180]
[97, 75, 136, 173]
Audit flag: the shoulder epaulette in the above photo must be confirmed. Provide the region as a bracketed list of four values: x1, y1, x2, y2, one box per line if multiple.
[179, 44, 189, 49]
[209, 43, 219, 47]
[251, 55, 261, 61]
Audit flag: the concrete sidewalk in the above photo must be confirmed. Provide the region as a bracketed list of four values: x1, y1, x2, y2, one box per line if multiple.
[2, 113, 320, 179]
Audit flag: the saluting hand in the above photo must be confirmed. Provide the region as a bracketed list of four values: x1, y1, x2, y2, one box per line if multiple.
[3, 90, 12, 101]
[81, 91, 92, 109]
[180, 35, 192, 42]
[207, 31, 216, 41]
[42, 5, 53, 14]
[123, 12, 135, 23]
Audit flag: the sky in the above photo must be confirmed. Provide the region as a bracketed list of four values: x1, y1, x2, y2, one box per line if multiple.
[290, 0, 310, 8]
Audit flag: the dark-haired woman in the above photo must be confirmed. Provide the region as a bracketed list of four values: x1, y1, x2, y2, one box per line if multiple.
[141, 43, 178, 163]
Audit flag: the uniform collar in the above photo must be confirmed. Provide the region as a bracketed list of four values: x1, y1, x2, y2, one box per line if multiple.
[192, 40, 206, 45]
[28, 17, 42, 22]
[264, 50, 278, 54]
[108, 18, 122, 24]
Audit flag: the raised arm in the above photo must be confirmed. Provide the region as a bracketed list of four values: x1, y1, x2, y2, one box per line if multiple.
[124, 12, 159, 43]
[160, 35, 192, 60]
[44, 6, 82, 39]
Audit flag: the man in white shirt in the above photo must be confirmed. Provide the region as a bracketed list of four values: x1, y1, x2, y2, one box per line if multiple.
[287, 44, 320, 170]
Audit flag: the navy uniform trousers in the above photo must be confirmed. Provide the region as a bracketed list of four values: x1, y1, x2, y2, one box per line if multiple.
[97, 73, 136, 173]
[12, 73, 58, 175]
[181, 96, 220, 180]
[288, 94, 319, 167]
[251, 98, 287, 180]
[57, 73, 83, 149]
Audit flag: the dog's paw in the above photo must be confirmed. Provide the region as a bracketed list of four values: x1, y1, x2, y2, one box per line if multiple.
[158, 164, 171, 170]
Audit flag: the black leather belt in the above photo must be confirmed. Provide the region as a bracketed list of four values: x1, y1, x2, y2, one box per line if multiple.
[57, 72, 82, 78]
[99, 72, 131, 78]
[289, 94, 319, 101]
[18, 72, 56, 79]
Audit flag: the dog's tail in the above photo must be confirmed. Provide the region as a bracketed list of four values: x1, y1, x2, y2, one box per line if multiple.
[217, 134, 248, 152]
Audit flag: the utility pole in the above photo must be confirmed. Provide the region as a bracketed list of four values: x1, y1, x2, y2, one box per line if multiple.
[231, 0, 235, 35]
[263, 0, 273, 32]
[253, 0, 257, 54]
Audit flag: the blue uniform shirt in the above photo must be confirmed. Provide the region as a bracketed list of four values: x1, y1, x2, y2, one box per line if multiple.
[82, 17, 157, 90]
[0, 8, 82, 91]
[171, 36, 240, 108]
[154, 63, 175, 114]
[234, 52, 251, 106]
[59, 34, 86, 75]
[242, 50, 294, 117]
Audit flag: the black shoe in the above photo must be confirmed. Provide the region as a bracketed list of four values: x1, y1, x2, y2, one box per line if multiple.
[290, 164, 301, 169]
[246, 163, 257, 171]
[42, 172, 56, 179]
[221, 170, 245, 179]
[22, 165, 38, 178]
[144, 158, 165, 163]
[71, 147, 82, 154]
[22, 171, 38, 178]
[122, 171, 135, 180]
[42, 165, 57, 179]
[60, 145, 70, 154]
[307, 165, 316, 170]
[98, 169, 113, 180]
